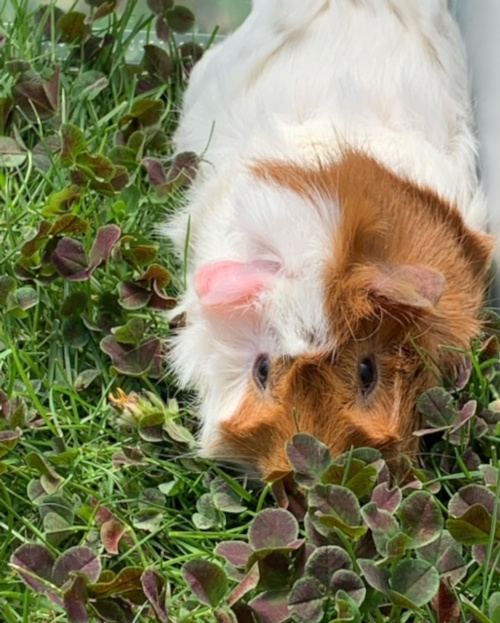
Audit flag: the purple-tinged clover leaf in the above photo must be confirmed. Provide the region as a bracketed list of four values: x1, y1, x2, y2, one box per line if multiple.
[26, 452, 63, 491]
[139, 264, 171, 289]
[330, 570, 366, 607]
[248, 508, 299, 551]
[43, 65, 60, 113]
[183, 559, 228, 608]
[179, 42, 204, 73]
[121, 235, 159, 267]
[72, 70, 109, 101]
[28, 478, 51, 504]
[193, 493, 219, 530]
[371, 483, 402, 514]
[417, 387, 457, 431]
[271, 474, 308, 521]
[76, 152, 116, 182]
[143, 44, 174, 82]
[431, 580, 462, 623]
[252, 551, 292, 592]
[0, 136, 27, 167]
[13, 74, 58, 121]
[99, 516, 128, 556]
[249, 590, 290, 623]
[10, 543, 61, 606]
[388, 559, 440, 609]
[335, 590, 362, 623]
[480, 464, 499, 489]
[162, 151, 199, 192]
[119, 99, 165, 129]
[417, 530, 467, 586]
[447, 504, 500, 545]
[361, 503, 400, 556]
[155, 15, 170, 42]
[51, 214, 90, 236]
[448, 484, 496, 517]
[89, 224, 121, 266]
[309, 484, 366, 540]
[87, 566, 145, 605]
[92, 0, 125, 22]
[227, 563, 260, 607]
[288, 577, 325, 623]
[112, 318, 146, 346]
[62, 317, 90, 348]
[146, 0, 173, 16]
[61, 123, 87, 165]
[148, 282, 177, 311]
[8, 286, 38, 313]
[0, 428, 23, 457]
[453, 356, 473, 391]
[385, 533, 412, 558]
[108, 145, 137, 172]
[142, 157, 167, 186]
[321, 459, 378, 498]
[304, 546, 352, 590]
[398, 490, 444, 548]
[286, 433, 332, 487]
[215, 541, 254, 569]
[166, 5, 195, 33]
[63, 574, 89, 623]
[52, 238, 89, 280]
[450, 399, 477, 434]
[362, 502, 399, 535]
[57, 11, 90, 44]
[100, 336, 162, 377]
[52, 546, 102, 588]
[141, 568, 168, 623]
[39, 495, 74, 524]
[91, 598, 134, 623]
[119, 282, 151, 309]
[212, 489, 246, 515]
[358, 559, 390, 595]
[41, 506, 73, 546]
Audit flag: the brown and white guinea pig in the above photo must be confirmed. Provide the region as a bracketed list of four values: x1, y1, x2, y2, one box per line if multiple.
[164, 0, 495, 479]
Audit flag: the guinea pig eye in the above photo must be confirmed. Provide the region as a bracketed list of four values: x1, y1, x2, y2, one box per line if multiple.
[253, 354, 271, 390]
[359, 356, 377, 397]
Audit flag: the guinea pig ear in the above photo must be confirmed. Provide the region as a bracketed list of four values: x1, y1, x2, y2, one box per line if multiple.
[368, 264, 446, 310]
[195, 259, 281, 313]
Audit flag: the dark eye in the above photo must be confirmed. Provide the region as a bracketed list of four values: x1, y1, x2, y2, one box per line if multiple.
[253, 354, 271, 390]
[359, 356, 377, 396]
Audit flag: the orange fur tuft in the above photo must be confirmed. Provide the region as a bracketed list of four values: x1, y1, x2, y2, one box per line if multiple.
[213, 153, 494, 479]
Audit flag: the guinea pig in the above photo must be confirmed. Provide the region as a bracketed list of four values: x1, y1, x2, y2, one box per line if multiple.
[165, 0, 495, 480]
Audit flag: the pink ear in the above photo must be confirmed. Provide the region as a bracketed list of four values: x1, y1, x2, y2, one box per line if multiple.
[195, 260, 280, 312]
[370, 264, 446, 309]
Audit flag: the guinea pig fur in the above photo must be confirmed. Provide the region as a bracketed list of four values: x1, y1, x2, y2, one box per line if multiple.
[164, 0, 495, 479]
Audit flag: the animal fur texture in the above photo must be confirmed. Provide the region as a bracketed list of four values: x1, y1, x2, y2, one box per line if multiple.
[164, 0, 494, 478]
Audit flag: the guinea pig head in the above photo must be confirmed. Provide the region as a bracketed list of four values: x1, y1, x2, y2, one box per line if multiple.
[198, 153, 494, 480]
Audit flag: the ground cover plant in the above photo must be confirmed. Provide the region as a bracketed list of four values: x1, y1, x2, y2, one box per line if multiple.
[0, 1, 500, 621]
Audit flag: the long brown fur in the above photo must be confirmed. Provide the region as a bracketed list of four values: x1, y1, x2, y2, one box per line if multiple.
[211, 153, 494, 479]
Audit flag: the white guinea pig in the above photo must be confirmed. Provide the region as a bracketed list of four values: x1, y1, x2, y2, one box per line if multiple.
[165, 0, 494, 479]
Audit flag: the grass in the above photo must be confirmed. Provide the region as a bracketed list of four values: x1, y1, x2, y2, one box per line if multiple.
[0, 2, 499, 622]
[0, 1, 268, 619]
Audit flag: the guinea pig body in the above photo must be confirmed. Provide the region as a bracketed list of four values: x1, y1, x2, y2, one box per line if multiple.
[166, 0, 494, 478]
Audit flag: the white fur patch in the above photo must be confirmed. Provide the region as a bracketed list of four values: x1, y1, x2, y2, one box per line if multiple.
[164, 0, 486, 449]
